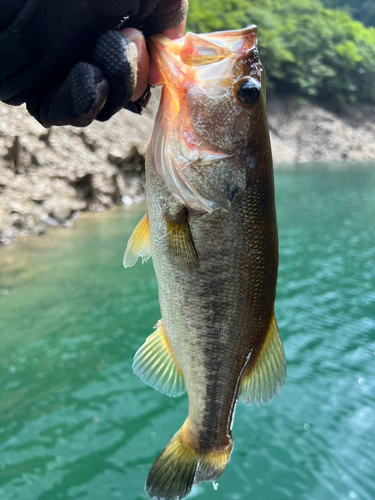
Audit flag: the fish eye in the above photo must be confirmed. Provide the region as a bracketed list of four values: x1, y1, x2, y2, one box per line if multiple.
[236, 78, 261, 106]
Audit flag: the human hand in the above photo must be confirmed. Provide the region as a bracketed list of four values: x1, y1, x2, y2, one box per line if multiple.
[0, 0, 188, 127]
[123, 16, 186, 114]
[125, 17, 186, 102]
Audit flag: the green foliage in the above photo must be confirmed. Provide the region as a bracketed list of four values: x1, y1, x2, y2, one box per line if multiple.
[187, 0, 375, 105]
[321, 0, 375, 28]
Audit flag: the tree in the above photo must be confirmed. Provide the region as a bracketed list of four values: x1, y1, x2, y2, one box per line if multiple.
[187, 0, 375, 105]
[321, 0, 375, 28]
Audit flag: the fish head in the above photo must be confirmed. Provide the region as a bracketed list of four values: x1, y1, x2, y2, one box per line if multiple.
[149, 26, 270, 212]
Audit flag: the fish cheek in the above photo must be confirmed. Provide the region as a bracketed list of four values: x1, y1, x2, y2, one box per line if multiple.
[185, 87, 249, 152]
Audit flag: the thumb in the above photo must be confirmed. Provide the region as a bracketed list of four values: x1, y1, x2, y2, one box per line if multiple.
[120, 28, 149, 102]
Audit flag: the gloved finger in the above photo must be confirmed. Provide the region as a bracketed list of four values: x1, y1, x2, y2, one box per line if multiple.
[89, 0, 136, 20]
[27, 62, 109, 127]
[121, 28, 149, 102]
[93, 30, 138, 122]
[124, 84, 152, 115]
[157, 0, 188, 31]
[163, 18, 186, 40]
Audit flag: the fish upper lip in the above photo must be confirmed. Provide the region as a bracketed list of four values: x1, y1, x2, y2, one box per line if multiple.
[198, 24, 258, 38]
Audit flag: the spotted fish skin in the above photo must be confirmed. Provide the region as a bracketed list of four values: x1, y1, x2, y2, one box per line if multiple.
[125, 26, 286, 500]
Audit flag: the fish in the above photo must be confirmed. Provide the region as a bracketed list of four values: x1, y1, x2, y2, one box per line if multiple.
[124, 25, 286, 500]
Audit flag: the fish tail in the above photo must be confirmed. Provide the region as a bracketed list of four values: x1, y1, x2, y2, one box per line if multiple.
[145, 422, 232, 500]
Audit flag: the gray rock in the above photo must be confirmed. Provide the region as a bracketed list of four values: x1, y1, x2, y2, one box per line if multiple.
[1, 87, 375, 244]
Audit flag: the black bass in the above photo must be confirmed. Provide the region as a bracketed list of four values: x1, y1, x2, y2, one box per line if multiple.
[124, 26, 286, 500]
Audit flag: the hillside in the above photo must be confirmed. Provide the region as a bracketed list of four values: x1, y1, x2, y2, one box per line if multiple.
[1, 93, 375, 244]
[188, 0, 375, 107]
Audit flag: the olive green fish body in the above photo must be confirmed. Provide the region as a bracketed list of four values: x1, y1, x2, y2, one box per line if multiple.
[124, 26, 286, 500]
[146, 145, 277, 449]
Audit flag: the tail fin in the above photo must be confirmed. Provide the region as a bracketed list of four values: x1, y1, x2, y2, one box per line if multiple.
[145, 426, 232, 500]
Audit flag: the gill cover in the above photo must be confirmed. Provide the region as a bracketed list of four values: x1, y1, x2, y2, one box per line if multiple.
[148, 27, 262, 213]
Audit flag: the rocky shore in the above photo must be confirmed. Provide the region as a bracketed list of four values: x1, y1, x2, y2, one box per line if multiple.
[1, 90, 375, 245]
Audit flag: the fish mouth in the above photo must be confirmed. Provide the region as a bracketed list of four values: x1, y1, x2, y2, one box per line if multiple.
[184, 25, 258, 63]
[148, 25, 259, 89]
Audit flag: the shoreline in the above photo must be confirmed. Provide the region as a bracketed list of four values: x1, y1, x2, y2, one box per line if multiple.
[1, 92, 375, 245]
[275, 160, 375, 171]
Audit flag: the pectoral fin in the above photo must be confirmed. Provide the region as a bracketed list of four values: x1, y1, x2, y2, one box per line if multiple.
[240, 315, 286, 406]
[133, 320, 185, 397]
[123, 213, 151, 268]
[165, 205, 199, 270]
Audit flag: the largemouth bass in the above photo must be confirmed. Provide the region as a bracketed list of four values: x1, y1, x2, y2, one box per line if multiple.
[124, 26, 286, 500]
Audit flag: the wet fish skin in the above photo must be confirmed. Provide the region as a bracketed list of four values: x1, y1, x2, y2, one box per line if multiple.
[125, 26, 285, 500]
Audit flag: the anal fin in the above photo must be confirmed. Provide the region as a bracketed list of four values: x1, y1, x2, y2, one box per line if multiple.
[123, 213, 151, 268]
[165, 205, 199, 270]
[240, 315, 286, 406]
[133, 320, 185, 397]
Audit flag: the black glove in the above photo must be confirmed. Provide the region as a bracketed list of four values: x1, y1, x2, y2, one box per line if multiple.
[0, 0, 186, 127]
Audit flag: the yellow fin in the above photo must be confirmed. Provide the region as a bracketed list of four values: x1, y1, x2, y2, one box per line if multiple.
[123, 213, 151, 268]
[240, 315, 286, 406]
[132, 320, 185, 397]
[146, 423, 232, 500]
[166, 206, 199, 270]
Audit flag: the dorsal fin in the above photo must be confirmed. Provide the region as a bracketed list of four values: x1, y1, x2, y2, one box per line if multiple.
[123, 213, 151, 268]
[240, 315, 286, 406]
[133, 320, 185, 397]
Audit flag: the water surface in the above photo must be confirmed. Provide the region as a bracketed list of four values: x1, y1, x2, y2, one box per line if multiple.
[0, 166, 374, 500]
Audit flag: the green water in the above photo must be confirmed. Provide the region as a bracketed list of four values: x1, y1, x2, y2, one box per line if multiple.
[0, 167, 374, 500]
